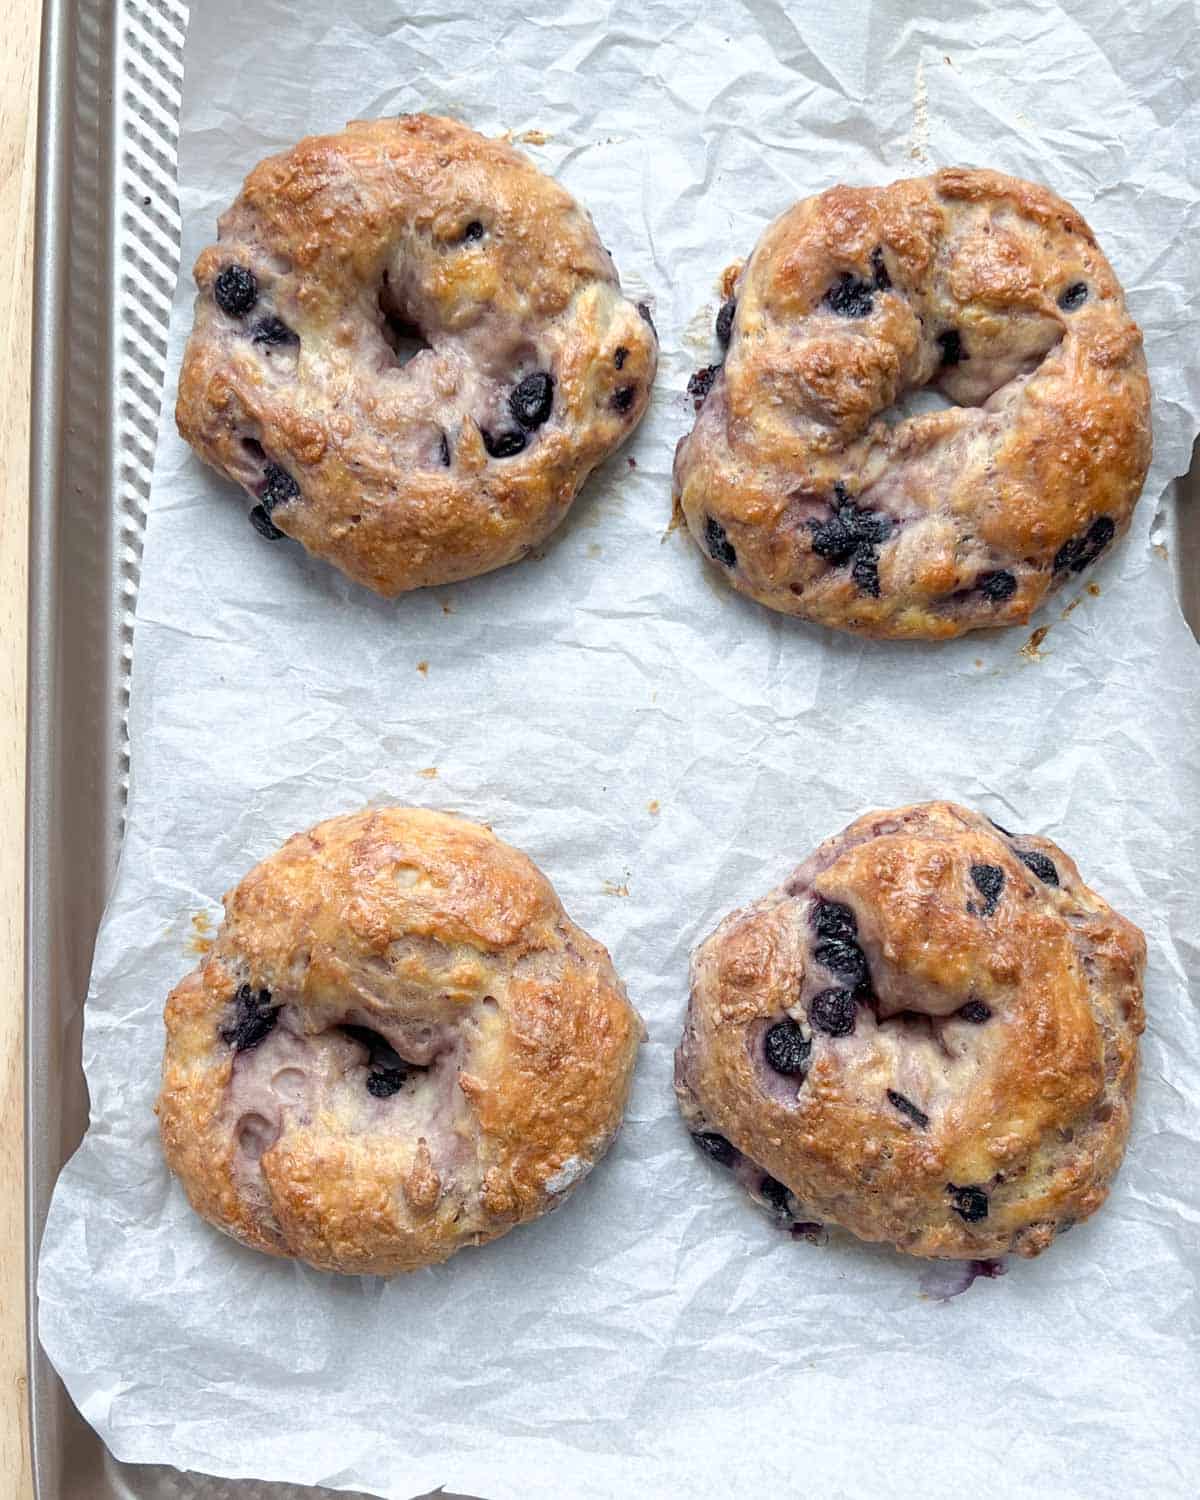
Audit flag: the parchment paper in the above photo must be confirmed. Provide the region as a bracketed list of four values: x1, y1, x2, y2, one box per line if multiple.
[37, 2, 1200, 1496]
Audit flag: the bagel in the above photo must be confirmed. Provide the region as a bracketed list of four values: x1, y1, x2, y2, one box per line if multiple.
[674, 169, 1151, 639]
[675, 801, 1145, 1260]
[176, 114, 657, 595]
[157, 808, 642, 1274]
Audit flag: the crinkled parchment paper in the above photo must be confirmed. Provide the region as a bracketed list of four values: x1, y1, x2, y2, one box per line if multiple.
[37, 1, 1200, 1496]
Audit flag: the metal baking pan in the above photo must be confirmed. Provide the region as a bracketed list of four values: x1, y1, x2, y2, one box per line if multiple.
[24, 1, 1200, 1497]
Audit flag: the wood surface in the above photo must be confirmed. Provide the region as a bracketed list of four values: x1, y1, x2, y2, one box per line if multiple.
[1, 0, 40, 1495]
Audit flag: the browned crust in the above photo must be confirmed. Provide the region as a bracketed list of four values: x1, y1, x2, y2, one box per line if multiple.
[676, 801, 1146, 1259]
[157, 808, 643, 1274]
[674, 168, 1151, 639]
[176, 115, 656, 595]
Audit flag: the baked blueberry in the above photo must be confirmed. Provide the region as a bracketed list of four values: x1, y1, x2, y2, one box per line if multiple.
[219, 985, 277, 1052]
[693, 1131, 737, 1167]
[716, 297, 736, 346]
[252, 316, 299, 348]
[366, 1066, 408, 1098]
[687, 364, 719, 409]
[979, 569, 1017, 601]
[261, 462, 301, 515]
[614, 346, 629, 370]
[936, 329, 964, 366]
[612, 385, 636, 413]
[824, 273, 875, 318]
[1018, 849, 1059, 887]
[1058, 282, 1088, 311]
[958, 1000, 992, 1023]
[509, 371, 554, 430]
[813, 900, 857, 941]
[887, 1090, 929, 1128]
[948, 1184, 990, 1222]
[248, 504, 285, 540]
[461, 219, 485, 241]
[214, 264, 258, 318]
[969, 864, 1005, 917]
[1053, 515, 1116, 574]
[704, 515, 737, 568]
[482, 428, 527, 459]
[760, 1176, 792, 1215]
[438, 431, 451, 467]
[813, 938, 869, 987]
[871, 247, 891, 290]
[809, 987, 857, 1037]
[764, 1018, 811, 1077]
[851, 544, 881, 597]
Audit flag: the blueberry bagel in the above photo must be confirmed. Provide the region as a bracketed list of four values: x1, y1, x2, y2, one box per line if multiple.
[157, 808, 642, 1274]
[176, 114, 657, 594]
[675, 170, 1151, 638]
[675, 802, 1145, 1260]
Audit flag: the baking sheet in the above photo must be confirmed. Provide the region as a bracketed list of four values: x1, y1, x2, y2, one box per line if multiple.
[35, 1, 1200, 1497]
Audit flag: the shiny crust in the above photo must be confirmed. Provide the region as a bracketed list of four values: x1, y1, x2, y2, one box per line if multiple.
[674, 169, 1151, 639]
[675, 802, 1145, 1259]
[157, 808, 642, 1274]
[176, 114, 657, 595]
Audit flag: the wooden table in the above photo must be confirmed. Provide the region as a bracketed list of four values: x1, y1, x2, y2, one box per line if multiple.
[2, 0, 41, 1494]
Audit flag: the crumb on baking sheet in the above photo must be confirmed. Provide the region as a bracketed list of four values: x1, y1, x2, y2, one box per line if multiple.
[627, 456, 637, 470]
[518, 128, 549, 145]
[187, 910, 215, 956]
[603, 879, 630, 897]
[587, 542, 602, 558]
[416, 660, 429, 675]
[1020, 625, 1050, 661]
[1153, 541, 1169, 561]
[1087, 582, 1101, 596]
[440, 599, 454, 615]
[418, 767, 437, 779]
[647, 799, 660, 816]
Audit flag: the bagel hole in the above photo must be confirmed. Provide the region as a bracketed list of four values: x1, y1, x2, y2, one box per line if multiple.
[378, 271, 430, 368]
